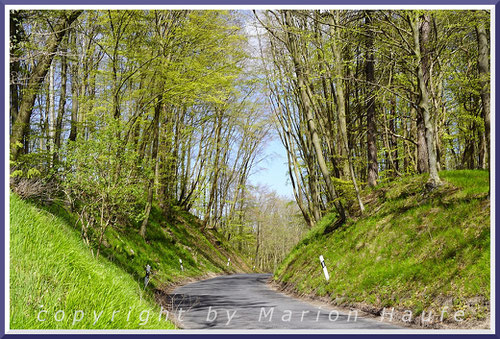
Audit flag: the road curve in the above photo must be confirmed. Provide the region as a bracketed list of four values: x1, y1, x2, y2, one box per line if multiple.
[166, 273, 399, 329]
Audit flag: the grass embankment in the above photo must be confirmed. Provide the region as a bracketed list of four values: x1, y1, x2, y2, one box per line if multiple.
[10, 194, 250, 329]
[275, 170, 490, 326]
[100, 204, 251, 289]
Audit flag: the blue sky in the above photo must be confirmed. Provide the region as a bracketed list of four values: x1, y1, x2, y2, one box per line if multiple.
[248, 136, 294, 199]
[242, 12, 294, 200]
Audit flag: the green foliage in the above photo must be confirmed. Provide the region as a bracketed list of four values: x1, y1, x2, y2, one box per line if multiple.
[26, 168, 41, 179]
[9, 8, 491, 329]
[10, 170, 23, 178]
[64, 115, 148, 256]
[10, 151, 55, 180]
[331, 177, 357, 209]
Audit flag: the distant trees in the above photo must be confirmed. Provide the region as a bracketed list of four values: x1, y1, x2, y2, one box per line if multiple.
[256, 9, 490, 230]
[227, 185, 308, 272]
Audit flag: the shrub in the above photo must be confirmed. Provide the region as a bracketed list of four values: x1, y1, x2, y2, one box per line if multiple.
[63, 116, 150, 258]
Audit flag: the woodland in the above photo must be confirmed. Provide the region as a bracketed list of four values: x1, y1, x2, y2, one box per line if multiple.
[9, 9, 490, 270]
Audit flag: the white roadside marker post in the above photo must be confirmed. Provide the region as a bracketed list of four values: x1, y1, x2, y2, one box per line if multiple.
[144, 264, 151, 288]
[179, 259, 184, 272]
[319, 255, 329, 281]
[227, 258, 231, 267]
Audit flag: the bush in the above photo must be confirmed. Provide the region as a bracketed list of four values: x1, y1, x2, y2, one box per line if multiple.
[332, 177, 357, 210]
[63, 116, 150, 257]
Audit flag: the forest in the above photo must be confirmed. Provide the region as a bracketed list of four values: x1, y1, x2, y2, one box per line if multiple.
[9, 9, 490, 272]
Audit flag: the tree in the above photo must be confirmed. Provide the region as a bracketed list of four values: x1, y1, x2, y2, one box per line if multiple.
[476, 21, 490, 170]
[364, 11, 378, 187]
[10, 10, 82, 161]
[409, 12, 441, 188]
[10, 9, 490, 255]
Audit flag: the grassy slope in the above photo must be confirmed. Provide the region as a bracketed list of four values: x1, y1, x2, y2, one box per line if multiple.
[10, 194, 250, 329]
[99, 204, 251, 290]
[275, 170, 490, 323]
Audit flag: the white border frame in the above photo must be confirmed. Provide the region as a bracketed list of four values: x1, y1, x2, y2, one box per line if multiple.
[4, 4, 496, 335]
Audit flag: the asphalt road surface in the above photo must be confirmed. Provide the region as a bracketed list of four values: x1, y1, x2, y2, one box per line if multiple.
[167, 273, 400, 329]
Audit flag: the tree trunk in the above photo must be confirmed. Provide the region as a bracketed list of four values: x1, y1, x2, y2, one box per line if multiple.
[284, 11, 346, 227]
[10, 10, 82, 161]
[140, 94, 162, 238]
[365, 11, 378, 187]
[389, 96, 399, 174]
[9, 11, 24, 129]
[332, 11, 364, 213]
[476, 23, 490, 170]
[416, 107, 429, 173]
[54, 50, 67, 155]
[68, 31, 79, 143]
[202, 107, 223, 230]
[411, 12, 441, 187]
[254, 221, 260, 267]
[48, 62, 55, 164]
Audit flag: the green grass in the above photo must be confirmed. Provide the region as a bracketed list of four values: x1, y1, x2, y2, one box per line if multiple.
[10, 193, 250, 329]
[275, 170, 490, 321]
[10, 194, 174, 329]
[97, 203, 250, 291]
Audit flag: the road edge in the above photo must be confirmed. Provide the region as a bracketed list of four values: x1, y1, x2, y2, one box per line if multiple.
[267, 277, 490, 330]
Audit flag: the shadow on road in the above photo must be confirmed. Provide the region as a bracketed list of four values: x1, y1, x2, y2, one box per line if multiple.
[158, 273, 399, 330]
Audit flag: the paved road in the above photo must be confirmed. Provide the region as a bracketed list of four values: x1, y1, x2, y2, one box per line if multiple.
[167, 273, 399, 329]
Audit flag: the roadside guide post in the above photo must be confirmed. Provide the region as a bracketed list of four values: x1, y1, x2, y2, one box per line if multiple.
[144, 264, 151, 288]
[319, 255, 329, 281]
